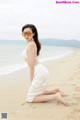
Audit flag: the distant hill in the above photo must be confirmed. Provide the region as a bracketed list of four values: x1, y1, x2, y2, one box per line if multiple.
[40, 38, 80, 48]
[0, 38, 80, 47]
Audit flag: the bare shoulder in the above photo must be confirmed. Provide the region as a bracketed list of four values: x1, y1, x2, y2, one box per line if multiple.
[28, 41, 36, 49]
[27, 41, 37, 56]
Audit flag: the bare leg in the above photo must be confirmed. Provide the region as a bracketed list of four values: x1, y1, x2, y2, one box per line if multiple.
[42, 88, 65, 96]
[32, 92, 69, 106]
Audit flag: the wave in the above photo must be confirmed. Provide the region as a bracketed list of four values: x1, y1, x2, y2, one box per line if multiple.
[0, 50, 74, 76]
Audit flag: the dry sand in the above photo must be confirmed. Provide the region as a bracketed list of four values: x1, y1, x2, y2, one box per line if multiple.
[0, 48, 80, 120]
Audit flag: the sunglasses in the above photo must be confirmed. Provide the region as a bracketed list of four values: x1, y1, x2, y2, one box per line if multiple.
[22, 31, 33, 37]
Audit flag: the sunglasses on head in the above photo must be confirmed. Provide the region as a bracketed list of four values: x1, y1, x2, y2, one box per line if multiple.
[22, 31, 33, 37]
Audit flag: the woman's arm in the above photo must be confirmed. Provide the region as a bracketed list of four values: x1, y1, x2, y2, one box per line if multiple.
[27, 43, 36, 82]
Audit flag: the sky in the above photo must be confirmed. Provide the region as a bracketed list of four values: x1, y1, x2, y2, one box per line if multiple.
[0, 0, 80, 40]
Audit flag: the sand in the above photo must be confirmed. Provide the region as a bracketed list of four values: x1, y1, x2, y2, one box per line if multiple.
[0, 48, 80, 120]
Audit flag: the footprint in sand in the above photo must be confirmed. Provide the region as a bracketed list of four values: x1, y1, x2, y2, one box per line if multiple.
[21, 102, 36, 109]
[21, 102, 27, 106]
[75, 87, 80, 92]
[71, 94, 80, 104]
[68, 108, 80, 120]
[69, 77, 74, 81]
[68, 115, 76, 120]
[70, 84, 76, 87]
[10, 112, 16, 115]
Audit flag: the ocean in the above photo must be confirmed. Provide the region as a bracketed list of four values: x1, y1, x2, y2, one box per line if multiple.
[0, 40, 74, 76]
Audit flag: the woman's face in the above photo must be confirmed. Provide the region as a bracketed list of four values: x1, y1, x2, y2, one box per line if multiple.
[22, 27, 35, 42]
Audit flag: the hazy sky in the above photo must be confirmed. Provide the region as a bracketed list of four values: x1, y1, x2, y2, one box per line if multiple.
[0, 0, 80, 40]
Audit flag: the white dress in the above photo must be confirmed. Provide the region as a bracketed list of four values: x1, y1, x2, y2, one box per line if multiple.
[21, 46, 49, 102]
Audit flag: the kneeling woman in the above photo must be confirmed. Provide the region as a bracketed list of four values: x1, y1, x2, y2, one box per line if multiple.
[21, 24, 69, 106]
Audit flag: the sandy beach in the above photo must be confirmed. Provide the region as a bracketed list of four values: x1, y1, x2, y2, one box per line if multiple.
[0, 48, 80, 120]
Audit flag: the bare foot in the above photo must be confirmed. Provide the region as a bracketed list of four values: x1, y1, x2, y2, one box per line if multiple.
[58, 90, 66, 97]
[54, 88, 65, 96]
[56, 92, 70, 106]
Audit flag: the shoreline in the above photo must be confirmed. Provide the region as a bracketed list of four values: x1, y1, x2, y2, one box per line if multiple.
[0, 49, 74, 76]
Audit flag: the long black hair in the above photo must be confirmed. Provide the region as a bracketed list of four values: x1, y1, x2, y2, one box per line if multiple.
[22, 24, 41, 56]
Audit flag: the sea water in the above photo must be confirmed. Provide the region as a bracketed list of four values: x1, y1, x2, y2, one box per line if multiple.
[0, 40, 74, 76]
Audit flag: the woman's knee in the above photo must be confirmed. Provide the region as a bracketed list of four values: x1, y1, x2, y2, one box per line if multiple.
[26, 96, 34, 103]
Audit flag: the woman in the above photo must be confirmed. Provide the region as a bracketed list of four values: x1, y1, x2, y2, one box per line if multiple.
[21, 24, 69, 106]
